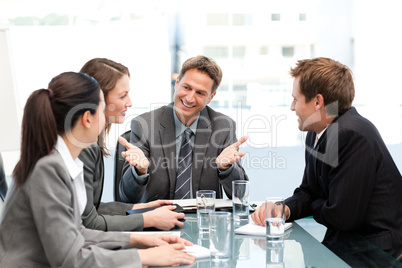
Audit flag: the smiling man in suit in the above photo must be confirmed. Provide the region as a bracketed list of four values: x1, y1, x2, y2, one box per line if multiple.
[252, 57, 402, 259]
[119, 55, 248, 203]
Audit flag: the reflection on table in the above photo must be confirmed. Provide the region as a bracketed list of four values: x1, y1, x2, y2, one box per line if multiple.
[152, 213, 402, 268]
[165, 214, 350, 268]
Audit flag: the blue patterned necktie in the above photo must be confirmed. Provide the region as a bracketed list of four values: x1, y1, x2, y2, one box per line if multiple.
[174, 128, 193, 199]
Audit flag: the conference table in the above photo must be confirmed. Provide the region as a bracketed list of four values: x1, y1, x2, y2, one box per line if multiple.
[154, 213, 402, 268]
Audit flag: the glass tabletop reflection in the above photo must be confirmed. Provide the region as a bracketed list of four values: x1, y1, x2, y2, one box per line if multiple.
[150, 213, 401, 268]
[165, 214, 350, 268]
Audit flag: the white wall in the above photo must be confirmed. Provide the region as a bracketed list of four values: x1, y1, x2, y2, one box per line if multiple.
[0, 28, 21, 176]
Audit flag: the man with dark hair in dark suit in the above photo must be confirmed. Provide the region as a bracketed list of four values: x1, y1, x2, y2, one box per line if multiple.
[252, 57, 402, 259]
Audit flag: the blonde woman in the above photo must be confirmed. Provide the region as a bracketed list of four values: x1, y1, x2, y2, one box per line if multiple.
[79, 58, 185, 231]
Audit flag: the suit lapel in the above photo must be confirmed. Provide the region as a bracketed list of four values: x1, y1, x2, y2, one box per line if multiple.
[192, 108, 212, 195]
[159, 104, 177, 198]
[306, 132, 318, 175]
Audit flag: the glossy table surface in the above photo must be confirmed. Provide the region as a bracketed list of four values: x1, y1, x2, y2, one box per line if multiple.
[152, 213, 402, 268]
[155, 214, 349, 268]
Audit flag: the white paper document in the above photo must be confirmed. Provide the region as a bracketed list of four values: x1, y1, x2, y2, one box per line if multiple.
[183, 244, 211, 259]
[169, 199, 197, 209]
[234, 219, 292, 236]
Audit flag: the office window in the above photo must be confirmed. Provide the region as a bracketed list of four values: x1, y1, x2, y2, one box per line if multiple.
[282, 46, 294, 57]
[232, 14, 252, 26]
[299, 13, 307, 21]
[233, 95, 247, 107]
[233, 85, 247, 107]
[271, 13, 281, 21]
[210, 99, 229, 108]
[260, 46, 269, 55]
[9, 16, 38, 25]
[263, 84, 292, 107]
[206, 13, 229, 26]
[233, 46, 246, 58]
[233, 85, 247, 92]
[219, 85, 228, 92]
[9, 14, 69, 26]
[232, 14, 245, 26]
[210, 85, 229, 108]
[310, 44, 315, 58]
[204, 46, 229, 59]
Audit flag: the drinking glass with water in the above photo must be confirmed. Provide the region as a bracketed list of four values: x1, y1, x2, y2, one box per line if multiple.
[232, 180, 250, 223]
[209, 211, 232, 262]
[265, 197, 285, 240]
[196, 190, 216, 234]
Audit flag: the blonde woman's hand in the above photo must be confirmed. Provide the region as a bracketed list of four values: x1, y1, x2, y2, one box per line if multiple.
[132, 199, 173, 210]
[143, 205, 185, 230]
[118, 136, 149, 175]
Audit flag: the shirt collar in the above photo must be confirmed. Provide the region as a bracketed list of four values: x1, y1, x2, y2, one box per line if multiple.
[316, 126, 328, 142]
[55, 135, 83, 181]
[173, 109, 199, 139]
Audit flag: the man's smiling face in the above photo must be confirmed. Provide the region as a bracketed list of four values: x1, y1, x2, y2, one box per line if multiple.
[173, 68, 216, 126]
[291, 76, 319, 132]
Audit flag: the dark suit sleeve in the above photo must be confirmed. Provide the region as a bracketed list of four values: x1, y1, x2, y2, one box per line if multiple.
[120, 117, 150, 203]
[79, 145, 144, 231]
[216, 120, 249, 198]
[312, 128, 377, 230]
[286, 132, 316, 221]
[286, 172, 316, 221]
[287, 128, 378, 231]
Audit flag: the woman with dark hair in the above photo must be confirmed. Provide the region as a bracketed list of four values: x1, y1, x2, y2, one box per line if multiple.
[79, 58, 184, 231]
[0, 72, 195, 267]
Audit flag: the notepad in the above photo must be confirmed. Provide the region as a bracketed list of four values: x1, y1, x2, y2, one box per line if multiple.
[234, 219, 292, 236]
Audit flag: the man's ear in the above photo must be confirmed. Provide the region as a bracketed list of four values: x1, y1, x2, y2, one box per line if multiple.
[315, 94, 325, 110]
[81, 110, 92, 129]
[207, 92, 217, 105]
[174, 76, 180, 90]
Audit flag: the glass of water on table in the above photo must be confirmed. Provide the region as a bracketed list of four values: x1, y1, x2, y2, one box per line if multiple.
[196, 190, 216, 234]
[232, 180, 250, 223]
[265, 197, 286, 241]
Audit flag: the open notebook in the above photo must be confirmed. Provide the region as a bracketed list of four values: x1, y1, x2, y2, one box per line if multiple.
[169, 198, 233, 212]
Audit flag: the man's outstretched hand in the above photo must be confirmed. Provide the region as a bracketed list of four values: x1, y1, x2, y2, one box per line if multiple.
[216, 136, 248, 171]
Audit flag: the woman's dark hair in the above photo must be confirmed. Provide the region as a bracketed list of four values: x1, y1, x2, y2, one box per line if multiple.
[12, 72, 100, 187]
[80, 58, 130, 156]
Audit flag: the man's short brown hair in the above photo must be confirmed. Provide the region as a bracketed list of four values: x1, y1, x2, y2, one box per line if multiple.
[290, 57, 355, 114]
[179, 55, 223, 94]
